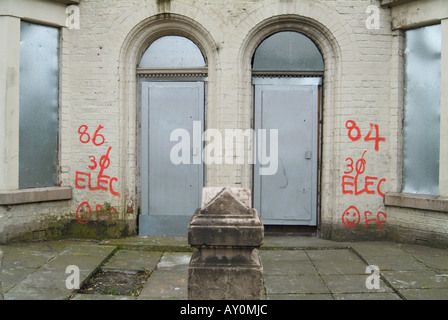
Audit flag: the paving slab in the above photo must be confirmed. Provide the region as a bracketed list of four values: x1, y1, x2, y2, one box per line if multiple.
[382, 270, 448, 289]
[157, 252, 191, 271]
[3, 242, 116, 300]
[312, 258, 368, 275]
[401, 243, 448, 257]
[1, 236, 447, 300]
[4, 285, 73, 300]
[305, 248, 360, 261]
[263, 258, 318, 276]
[260, 250, 318, 275]
[264, 275, 330, 294]
[138, 269, 188, 300]
[70, 293, 137, 301]
[260, 250, 310, 261]
[1, 250, 57, 270]
[2, 268, 33, 292]
[399, 288, 448, 300]
[72, 293, 137, 300]
[333, 292, 402, 300]
[137, 252, 190, 300]
[411, 255, 448, 271]
[321, 274, 394, 294]
[305, 249, 369, 275]
[361, 254, 428, 272]
[262, 236, 350, 249]
[0, 241, 64, 254]
[349, 241, 407, 257]
[101, 250, 162, 272]
[100, 236, 191, 252]
[265, 293, 334, 300]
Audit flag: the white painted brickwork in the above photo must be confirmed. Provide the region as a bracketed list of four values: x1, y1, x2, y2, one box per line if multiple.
[1, 0, 447, 245]
[62, 0, 398, 235]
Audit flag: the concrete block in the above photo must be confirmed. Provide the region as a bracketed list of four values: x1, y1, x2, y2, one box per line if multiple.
[188, 187, 264, 300]
[188, 248, 263, 300]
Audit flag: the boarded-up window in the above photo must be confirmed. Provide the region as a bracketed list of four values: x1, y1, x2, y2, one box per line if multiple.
[402, 24, 441, 195]
[19, 22, 59, 188]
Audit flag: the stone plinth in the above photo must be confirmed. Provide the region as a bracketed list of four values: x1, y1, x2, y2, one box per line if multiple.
[187, 187, 264, 300]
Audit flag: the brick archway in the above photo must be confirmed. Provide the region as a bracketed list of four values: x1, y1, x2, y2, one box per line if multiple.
[237, 14, 346, 236]
[118, 14, 220, 222]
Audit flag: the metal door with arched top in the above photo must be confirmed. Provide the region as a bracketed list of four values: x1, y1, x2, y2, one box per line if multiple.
[138, 36, 207, 236]
[252, 31, 324, 226]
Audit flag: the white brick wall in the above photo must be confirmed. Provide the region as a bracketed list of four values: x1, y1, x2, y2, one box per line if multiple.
[64, 0, 394, 236]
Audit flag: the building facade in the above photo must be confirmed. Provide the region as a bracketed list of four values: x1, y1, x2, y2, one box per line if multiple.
[0, 0, 447, 247]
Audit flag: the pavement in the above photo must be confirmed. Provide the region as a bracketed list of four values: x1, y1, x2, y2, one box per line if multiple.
[0, 235, 447, 300]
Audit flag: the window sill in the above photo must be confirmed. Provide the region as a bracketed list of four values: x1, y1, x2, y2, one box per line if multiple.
[49, 0, 81, 5]
[380, 0, 416, 8]
[0, 186, 72, 206]
[384, 192, 448, 213]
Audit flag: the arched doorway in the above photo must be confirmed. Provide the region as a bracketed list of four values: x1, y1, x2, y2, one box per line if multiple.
[138, 35, 207, 236]
[252, 31, 324, 227]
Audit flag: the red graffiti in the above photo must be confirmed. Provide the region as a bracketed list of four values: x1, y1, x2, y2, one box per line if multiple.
[75, 201, 118, 224]
[75, 124, 120, 224]
[342, 205, 361, 228]
[75, 172, 121, 196]
[342, 206, 387, 230]
[342, 121, 388, 233]
[345, 120, 385, 152]
[364, 211, 387, 231]
[76, 201, 91, 224]
[75, 146, 121, 197]
[75, 126, 121, 198]
[346, 120, 362, 142]
[78, 124, 105, 146]
[341, 151, 386, 198]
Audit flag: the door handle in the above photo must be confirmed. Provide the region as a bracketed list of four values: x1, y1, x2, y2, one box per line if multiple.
[305, 150, 312, 159]
[193, 147, 201, 157]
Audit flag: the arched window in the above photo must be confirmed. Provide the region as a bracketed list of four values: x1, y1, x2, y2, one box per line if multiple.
[139, 35, 206, 69]
[252, 31, 324, 74]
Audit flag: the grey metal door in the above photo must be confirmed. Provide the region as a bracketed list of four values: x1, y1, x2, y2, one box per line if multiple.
[140, 81, 204, 236]
[253, 78, 320, 226]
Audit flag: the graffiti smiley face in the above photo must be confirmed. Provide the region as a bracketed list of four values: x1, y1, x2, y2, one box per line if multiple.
[76, 201, 92, 225]
[342, 206, 361, 228]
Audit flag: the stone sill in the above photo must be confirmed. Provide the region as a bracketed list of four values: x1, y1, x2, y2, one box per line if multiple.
[0, 187, 72, 206]
[384, 192, 448, 213]
[380, 0, 416, 8]
[50, 0, 80, 5]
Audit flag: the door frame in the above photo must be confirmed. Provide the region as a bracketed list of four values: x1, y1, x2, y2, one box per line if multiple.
[137, 76, 208, 236]
[251, 76, 323, 227]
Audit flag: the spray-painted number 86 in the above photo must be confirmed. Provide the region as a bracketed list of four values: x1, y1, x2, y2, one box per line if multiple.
[78, 125, 105, 146]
